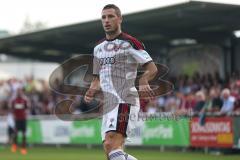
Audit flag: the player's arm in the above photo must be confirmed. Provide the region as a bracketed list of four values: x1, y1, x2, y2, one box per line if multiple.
[25, 97, 31, 109]
[84, 76, 100, 103]
[84, 48, 101, 103]
[139, 62, 158, 98]
[140, 62, 158, 81]
[129, 40, 157, 99]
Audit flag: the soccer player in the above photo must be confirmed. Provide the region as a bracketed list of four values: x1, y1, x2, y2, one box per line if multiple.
[84, 4, 158, 160]
[10, 88, 29, 155]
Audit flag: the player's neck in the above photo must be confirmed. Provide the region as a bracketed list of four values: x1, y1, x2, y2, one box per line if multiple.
[106, 30, 122, 40]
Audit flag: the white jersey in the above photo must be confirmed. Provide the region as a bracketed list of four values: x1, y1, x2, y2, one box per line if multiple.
[93, 32, 152, 107]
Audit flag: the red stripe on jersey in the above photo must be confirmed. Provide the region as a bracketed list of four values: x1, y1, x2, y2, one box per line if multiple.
[121, 32, 145, 50]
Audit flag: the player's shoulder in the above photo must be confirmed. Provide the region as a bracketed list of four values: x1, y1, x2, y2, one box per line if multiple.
[94, 38, 106, 49]
[22, 95, 29, 101]
[119, 32, 145, 50]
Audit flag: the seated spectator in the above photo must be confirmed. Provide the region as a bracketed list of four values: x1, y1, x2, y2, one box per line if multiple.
[165, 95, 178, 112]
[156, 96, 165, 112]
[146, 99, 158, 115]
[179, 92, 196, 112]
[193, 91, 206, 114]
[231, 80, 240, 114]
[140, 99, 150, 112]
[202, 88, 223, 113]
[220, 88, 235, 115]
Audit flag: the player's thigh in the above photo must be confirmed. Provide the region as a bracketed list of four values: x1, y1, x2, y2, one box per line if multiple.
[101, 103, 131, 141]
[21, 120, 27, 135]
[16, 120, 27, 135]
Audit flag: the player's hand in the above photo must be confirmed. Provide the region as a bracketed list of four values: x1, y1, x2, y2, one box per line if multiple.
[84, 89, 94, 103]
[84, 95, 93, 103]
[139, 78, 155, 100]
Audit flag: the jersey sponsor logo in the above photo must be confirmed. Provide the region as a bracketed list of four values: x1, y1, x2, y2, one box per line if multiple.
[99, 57, 115, 65]
[14, 103, 24, 109]
[104, 41, 131, 52]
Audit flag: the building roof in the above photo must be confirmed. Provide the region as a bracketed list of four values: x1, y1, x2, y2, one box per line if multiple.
[0, 1, 240, 62]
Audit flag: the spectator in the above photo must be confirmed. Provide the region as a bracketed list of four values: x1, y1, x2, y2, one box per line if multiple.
[0, 71, 239, 116]
[165, 93, 178, 112]
[156, 96, 165, 112]
[202, 88, 223, 113]
[140, 99, 149, 112]
[146, 98, 158, 115]
[0, 80, 11, 114]
[193, 91, 206, 114]
[179, 93, 196, 112]
[220, 88, 235, 115]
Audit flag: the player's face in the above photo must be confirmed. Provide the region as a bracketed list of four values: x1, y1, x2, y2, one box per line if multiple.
[101, 8, 122, 34]
[17, 88, 23, 97]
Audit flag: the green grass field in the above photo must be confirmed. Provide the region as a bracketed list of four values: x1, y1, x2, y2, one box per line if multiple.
[1, 147, 240, 160]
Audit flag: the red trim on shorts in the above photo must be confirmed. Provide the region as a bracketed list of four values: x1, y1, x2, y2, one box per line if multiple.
[116, 103, 130, 137]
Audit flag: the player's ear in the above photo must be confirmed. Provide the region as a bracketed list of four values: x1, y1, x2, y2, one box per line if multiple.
[119, 16, 123, 24]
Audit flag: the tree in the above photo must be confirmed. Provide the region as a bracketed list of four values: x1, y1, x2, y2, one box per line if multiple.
[20, 16, 48, 33]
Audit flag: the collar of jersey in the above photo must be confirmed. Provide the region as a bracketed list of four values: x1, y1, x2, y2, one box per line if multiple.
[106, 32, 123, 41]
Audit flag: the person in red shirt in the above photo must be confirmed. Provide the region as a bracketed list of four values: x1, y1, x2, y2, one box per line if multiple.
[11, 88, 29, 155]
[140, 99, 150, 112]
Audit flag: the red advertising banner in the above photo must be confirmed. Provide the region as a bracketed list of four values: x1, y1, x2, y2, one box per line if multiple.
[190, 117, 233, 148]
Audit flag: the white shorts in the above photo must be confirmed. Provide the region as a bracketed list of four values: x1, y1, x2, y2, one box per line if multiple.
[101, 103, 140, 141]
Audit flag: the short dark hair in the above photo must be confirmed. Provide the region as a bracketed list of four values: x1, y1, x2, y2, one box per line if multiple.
[102, 4, 121, 17]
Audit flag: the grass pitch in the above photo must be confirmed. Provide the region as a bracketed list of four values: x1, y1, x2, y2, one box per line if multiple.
[0, 146, 240, 160]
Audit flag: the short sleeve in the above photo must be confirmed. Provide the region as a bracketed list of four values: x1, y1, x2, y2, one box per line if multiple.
[129, 46, 153, 66]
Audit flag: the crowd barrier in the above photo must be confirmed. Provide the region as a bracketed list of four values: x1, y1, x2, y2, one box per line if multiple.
[0, 115, 239, 148]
